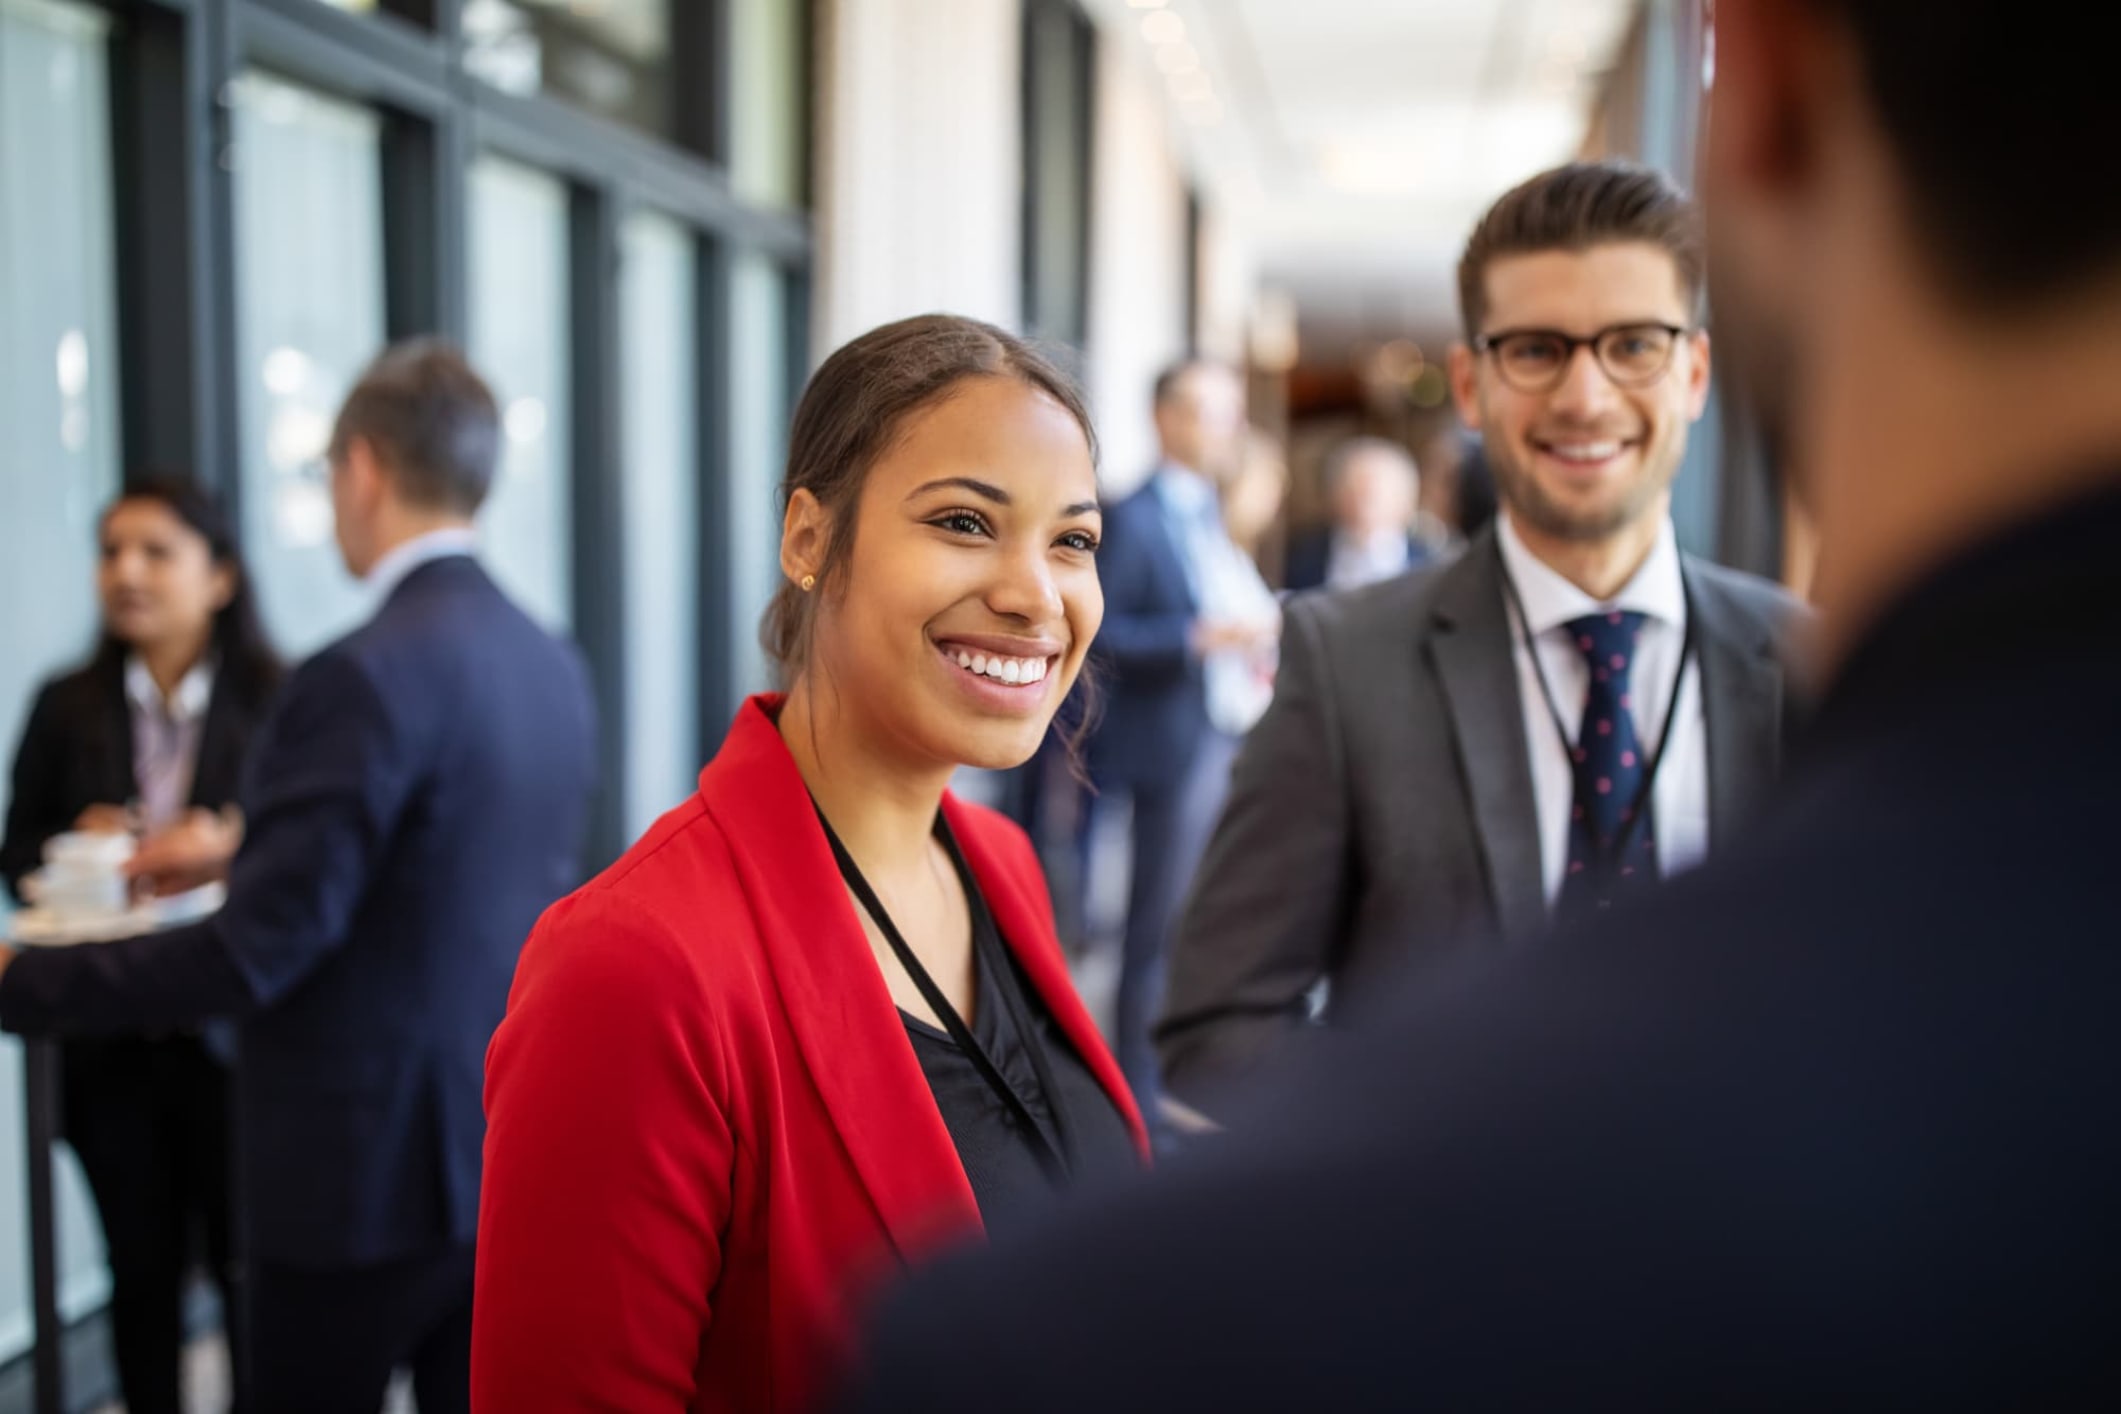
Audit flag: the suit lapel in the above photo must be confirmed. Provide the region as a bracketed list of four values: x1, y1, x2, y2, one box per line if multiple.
[191, 683, 251, 809]
[943, 796, 1151, 1158]
[699, 700, 981, 1258]
[1428, 535, 1547, 940]
[1687, 565, 1786, 847]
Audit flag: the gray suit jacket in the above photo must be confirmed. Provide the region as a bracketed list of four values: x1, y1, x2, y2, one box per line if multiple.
[1156, 529, 1808, 1110]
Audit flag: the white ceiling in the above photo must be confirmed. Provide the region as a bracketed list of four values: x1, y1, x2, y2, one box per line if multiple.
[1080, 0, 1638, 350]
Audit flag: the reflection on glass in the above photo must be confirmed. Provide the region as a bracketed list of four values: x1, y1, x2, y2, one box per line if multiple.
[469, 155, 574, 632]
[0, 0, 124, 1344]
[726, 252, 793, 711]
[619, 210, 699, 837]
[730, 0, 803, 206]
[231, 71, 386, 657]
[465, 0, 673, 142]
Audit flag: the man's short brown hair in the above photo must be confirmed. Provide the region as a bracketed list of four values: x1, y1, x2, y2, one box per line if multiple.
[1457, 161, 1704, 342]
[329, 338, 501, 516]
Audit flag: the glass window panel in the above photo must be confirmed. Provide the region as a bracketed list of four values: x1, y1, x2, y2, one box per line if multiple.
[465, 0, 674, 144]
[730, 0, 804, 207]
[725, 251, 793, 716]
[469, 155, 574, 632]
[231, 72, 387, 658]
[618, 210, 699, 838]
[0, 0, 122, 1355]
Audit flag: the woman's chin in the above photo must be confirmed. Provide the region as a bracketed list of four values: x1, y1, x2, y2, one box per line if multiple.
[945, 716, 1055, 775]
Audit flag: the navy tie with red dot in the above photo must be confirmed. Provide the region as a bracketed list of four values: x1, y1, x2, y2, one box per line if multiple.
[1556, 609, 1658, 922]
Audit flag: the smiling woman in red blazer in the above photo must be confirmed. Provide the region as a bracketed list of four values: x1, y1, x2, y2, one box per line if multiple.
[473, 314, 1147, 1412]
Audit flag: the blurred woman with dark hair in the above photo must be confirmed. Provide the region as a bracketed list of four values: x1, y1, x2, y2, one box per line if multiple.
[1, 475, 280, 1414]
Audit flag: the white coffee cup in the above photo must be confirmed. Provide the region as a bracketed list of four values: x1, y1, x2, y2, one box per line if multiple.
[34, 832, 136, 917]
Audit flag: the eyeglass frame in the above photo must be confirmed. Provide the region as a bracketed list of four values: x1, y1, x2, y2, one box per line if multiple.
[1471, 321, 1694, 393]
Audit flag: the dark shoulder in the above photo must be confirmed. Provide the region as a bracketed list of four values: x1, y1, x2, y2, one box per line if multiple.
[23, 660, 117, 738]
[33, 660, 112, 714]
[1284, 551, 1465, 649]
[1686, 556, 1809, 640]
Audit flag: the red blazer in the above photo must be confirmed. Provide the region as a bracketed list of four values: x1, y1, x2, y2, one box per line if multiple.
[473, 696, 1147, 1412]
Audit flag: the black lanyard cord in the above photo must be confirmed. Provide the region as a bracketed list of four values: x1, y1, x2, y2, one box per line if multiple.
[815, 808, 1071, 1183]
[1496, 562, 1698, 873]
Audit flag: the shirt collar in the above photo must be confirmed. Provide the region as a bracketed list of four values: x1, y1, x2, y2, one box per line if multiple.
[1152, 462, 1217, 519]
[124, 653, 215, 724]
[1496, 510, 1686, 637]
[364, 526, 480, 604]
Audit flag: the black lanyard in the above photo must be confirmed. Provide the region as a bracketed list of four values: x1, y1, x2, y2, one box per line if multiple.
[1496, 563, 1698, 875]
[816, 809, 1072, 1183]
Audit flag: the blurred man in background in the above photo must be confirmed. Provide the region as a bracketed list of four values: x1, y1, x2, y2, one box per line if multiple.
[1089, 360, 1277, 1137]
[842, 0, 2121, 1404]
[0, 341, 598, 1413]
[1281, 436, 1429, 592]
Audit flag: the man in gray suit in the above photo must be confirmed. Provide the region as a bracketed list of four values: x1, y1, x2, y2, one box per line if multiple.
[1158, 161, 1806, 1115]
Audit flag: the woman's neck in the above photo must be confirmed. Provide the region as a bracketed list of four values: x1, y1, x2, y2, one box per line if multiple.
[135, 631, 213, 702]
[777, 677, 953, 884]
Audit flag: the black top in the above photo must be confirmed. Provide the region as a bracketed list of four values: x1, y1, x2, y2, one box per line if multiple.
[1, 654, 274, 900]
[899, 826, 1137, 1232]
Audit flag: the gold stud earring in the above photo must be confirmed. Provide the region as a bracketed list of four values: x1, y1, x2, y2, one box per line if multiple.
[799, 574, 816, 593]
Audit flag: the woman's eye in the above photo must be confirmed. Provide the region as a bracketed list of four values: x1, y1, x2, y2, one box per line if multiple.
[1057, 531, 1100, 553]
[933, 510, 991, 537]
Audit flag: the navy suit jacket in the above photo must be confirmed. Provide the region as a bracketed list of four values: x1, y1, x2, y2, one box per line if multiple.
[840, 487, 2121, 1407]
[1, 555, 598, 1268]
[1088, 479, 1207, 791]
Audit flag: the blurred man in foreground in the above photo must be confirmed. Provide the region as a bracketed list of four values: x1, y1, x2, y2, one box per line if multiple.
[839, 0, 2121, 1404]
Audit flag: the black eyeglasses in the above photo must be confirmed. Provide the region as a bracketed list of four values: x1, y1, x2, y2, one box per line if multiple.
[1473, 322, 1690, 393]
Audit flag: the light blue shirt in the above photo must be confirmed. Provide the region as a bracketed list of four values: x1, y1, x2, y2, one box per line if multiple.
[363, 526, 480, 606]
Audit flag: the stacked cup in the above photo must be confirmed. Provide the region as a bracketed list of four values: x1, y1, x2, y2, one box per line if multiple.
[31, 831, 136, 921]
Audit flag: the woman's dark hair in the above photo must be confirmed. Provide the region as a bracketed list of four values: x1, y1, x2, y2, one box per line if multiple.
[93, 476, 283, 709]
[761, 313, 1103, 764]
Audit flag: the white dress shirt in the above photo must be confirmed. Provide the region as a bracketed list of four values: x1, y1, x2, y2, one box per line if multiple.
[1324, 528, 1413, 590]
[1151, 465, 1279, 736]
[1496, 512, 1710, 904]
[124, 654, 215, 833]
[363, 526, 480, 605]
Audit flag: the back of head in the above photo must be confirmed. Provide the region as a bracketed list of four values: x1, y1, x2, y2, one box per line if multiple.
[330, 338, 501, 517]
[1808, 0, 2117, 310]
[761, 313, 1097, 683]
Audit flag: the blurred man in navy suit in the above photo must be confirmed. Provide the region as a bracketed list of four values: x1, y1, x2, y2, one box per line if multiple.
[839, 0, 2121, 1405]
[1088, 360, 1277, 1133]
[0, 340, 598, 1413]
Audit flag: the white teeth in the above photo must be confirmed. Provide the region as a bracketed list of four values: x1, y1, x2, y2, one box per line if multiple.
[1547, 441, 1623, 462]
[946, 647, 1050, 685]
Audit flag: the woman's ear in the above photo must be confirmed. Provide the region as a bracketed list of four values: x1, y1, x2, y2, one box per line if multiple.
[779, 488, 827, 587]
[209, 562, 238, 614]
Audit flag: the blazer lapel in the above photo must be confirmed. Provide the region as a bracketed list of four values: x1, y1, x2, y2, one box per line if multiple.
[698, 699, 981, 1258]
[1687, 566, 1786, 847]
[943, 796, 1151, 1159]
[1427, 535, 1547, 940]
[191, 683, 251, 810]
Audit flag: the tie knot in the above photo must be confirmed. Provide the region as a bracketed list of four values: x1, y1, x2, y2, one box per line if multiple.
[1564, 610, 1648, 681]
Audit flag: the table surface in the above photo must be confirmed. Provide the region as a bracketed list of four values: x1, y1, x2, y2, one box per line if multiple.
[7, 883, 226, 947]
